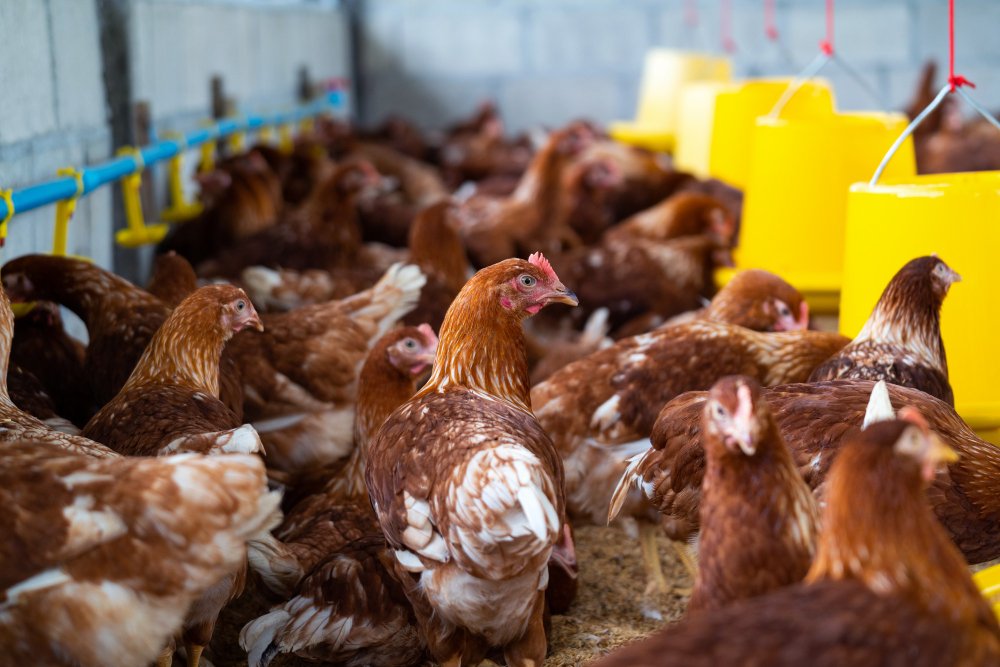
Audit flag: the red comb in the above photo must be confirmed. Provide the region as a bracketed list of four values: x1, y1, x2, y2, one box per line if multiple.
[528, 252, 558, 282]
[899, 406, 930, 434]
[417, 323, 439, 345]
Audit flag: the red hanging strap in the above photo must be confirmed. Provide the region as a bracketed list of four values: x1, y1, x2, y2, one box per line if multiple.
[764, 0, 779, 41]
[819, 0, 834, 55]
[948, 0, 974, 90]
[721, 0, 736, 53]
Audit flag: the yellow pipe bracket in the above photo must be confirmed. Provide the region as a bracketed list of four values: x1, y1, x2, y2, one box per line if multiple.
[227, 128, 246, 154]
[160, 133, 203, 223]
[114, 147, 168, 248]
[279, 123, 294, 153]
[53, 167, 84, 257]
[0, 188, 14, 249]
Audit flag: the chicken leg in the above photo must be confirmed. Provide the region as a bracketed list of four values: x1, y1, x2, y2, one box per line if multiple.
[671, 539, 698, 596]
[185, 642, 204, 667]
[156, 645, 173, 667]
[639, 521, 669, 597]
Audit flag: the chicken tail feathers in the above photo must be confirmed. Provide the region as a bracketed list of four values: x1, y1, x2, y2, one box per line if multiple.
[580, 307, 612, 348]
[240, 609, 289, 667]
[345, 263, 426, 339]
[608, 448, 649, 524]
[863, 380, 895, 429]
[162, 423, 263, 456]
[241, 266, 293, 311]
[247, 533, 304, 597]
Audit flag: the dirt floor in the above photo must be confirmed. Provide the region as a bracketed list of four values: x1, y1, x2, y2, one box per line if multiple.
[206, 524, 691, 667]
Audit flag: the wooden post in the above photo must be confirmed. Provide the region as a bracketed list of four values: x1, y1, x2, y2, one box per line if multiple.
[211, 75, 227, 120]
[297, 65, 315, 103]
[132, 100, 154, 218]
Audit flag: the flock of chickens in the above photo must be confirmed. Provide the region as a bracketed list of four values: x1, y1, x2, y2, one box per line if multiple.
[2, 86, 1000, 667]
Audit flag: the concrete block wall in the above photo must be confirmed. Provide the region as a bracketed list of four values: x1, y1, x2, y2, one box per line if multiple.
[358, 0, 1000, 132]
[132, 0, 351, 132]
[0, 0, 350, 285]
[127, 0, 351, 279]
[0, 0, 113, 271]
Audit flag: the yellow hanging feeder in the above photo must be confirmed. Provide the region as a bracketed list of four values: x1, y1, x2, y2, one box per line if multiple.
[842, 67, 1000, 434]
[114, 147, 169, 248]
[609, 49, 732, 153]
[718, 103, 915, 314]
[674, 78, 836, 189]
[843, 172, 1000, 433]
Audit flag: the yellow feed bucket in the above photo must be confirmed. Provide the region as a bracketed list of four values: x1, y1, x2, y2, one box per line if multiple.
[674, 78, 835, 189]
[609, 49, 731, 153]
[974, 564, 1000, 620]
[841, 172, 1000, 431]
[719, 109, 916, 313]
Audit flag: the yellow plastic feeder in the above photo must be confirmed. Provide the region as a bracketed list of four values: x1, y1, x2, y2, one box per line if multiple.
[719, 109, 916, 313]
[841, 172, 1000, 432]
[974, 564, 1000, 620]
[674, 78, 835, 189]
[609, 49, 731, 153]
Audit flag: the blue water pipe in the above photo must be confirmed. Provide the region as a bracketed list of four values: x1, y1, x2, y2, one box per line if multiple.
[0, 90, 344, 223]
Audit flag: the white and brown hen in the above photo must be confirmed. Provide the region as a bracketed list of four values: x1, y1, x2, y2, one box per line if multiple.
[366, 253, 577, 667]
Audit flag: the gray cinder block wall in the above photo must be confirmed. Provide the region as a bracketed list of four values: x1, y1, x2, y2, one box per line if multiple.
[0, 0, 350, 282]
[358, 0, 1000, 132]
[0, 0, 113, 270]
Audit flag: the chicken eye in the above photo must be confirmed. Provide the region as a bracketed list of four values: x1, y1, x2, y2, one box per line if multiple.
[519, 274, 536, 288]
[236, 300, 246, 312]
[713, 403, 726, 419]
[777, 302, 791, 318]
[403, 338, 417, 350]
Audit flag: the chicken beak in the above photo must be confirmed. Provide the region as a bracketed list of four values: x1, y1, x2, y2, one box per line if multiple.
[237, 309, 263, 333]
[946, 267, 962, 285]
[930, 435, 959, 465]
[773, 300, 809, 332]
[922, 434, 958, 482]
[731, 383, 756, 456]
[542, 282, 579, 307]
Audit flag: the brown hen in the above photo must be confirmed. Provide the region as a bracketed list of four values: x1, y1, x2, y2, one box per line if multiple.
[158, 149, 284, 267]
[366, 254, 577, 667]
[0, 286, 114, 458]
[82, 284, 262, 457]
[10, 299, 89, 426]
[591, 417, 1000, 667]
[197, 160, 379, 279]
[453, 124, 593, 266]
[231, 263, 425, 473]
[810, 255, 959, 405]
[240, 325, 437, 667]
[687, 376, 818, 613]
[631, 379, 1000, 566]
[81, 283, 265, 667]
[0, 440, 279, 667]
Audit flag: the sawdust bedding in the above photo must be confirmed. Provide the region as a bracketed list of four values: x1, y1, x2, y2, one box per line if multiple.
[208, 524, 690, 667]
